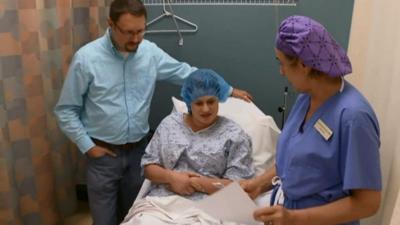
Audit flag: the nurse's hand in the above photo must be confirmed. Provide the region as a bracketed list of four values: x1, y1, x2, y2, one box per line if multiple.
[231, 88, 253, 102]
[240, 178, 264, 199]
[254, 205, 294, 225]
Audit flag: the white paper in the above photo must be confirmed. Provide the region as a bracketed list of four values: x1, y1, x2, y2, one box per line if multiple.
[194, 182, 262, 225]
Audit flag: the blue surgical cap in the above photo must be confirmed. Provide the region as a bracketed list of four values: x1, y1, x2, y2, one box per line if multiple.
[181, 69, 231, 112]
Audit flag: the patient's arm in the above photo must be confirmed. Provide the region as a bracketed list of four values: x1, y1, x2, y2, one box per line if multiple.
[189, 176, 232, 195]
[144, 164, 200, 196]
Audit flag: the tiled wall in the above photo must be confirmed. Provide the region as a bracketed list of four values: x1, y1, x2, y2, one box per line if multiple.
[0, 1, 109, 224]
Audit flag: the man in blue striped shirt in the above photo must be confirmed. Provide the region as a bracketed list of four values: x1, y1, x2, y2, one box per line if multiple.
[54, 0, 252, 224]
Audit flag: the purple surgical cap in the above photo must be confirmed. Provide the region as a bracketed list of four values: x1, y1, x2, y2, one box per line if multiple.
[276, 15, 352, 77]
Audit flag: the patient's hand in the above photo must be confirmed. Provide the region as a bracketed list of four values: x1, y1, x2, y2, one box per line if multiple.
[190, 177, 206, 193]
[190, 177, 230, 195]
[167, 171, 199, 196]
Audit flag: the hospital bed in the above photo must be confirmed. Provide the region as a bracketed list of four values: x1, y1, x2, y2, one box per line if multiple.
[129, 96, 281, 223]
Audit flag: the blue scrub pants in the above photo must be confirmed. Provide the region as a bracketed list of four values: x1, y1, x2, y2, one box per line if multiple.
[86, 137, 148, 225]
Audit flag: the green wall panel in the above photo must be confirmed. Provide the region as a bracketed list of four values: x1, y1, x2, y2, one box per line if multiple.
[146, 0, 354, 129]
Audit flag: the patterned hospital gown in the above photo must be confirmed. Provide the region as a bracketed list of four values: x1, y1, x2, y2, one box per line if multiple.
[141, 111, 255, 200]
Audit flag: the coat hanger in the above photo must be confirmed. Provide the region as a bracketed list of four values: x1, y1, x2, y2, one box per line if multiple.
[145, 0, 198, 46]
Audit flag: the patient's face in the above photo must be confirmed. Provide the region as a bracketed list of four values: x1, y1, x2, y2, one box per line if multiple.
[190, 95, 219, 129]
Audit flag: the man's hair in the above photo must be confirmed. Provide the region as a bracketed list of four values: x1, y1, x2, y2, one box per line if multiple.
[109, 0, 147, 23]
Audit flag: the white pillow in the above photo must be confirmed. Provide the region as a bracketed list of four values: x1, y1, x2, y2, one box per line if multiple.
[171, 97, 280, 174]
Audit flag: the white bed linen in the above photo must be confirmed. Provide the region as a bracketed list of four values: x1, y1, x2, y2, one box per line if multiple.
[122, 196, 236, 225]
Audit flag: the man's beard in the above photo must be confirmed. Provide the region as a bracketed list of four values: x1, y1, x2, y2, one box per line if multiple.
[124, 42, 139, 52]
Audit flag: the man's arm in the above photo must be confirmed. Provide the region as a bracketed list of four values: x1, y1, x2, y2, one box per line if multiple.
[231, 88, 253, 102]
[53, 53, 95, 153]
[153, 44, 253, 102]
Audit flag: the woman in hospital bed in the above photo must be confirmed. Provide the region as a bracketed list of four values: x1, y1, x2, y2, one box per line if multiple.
[121, 69, 255, 225]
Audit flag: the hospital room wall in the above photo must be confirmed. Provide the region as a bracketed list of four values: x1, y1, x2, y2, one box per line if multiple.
[347, 0, 400, 224]
[145, 0, 354, 130]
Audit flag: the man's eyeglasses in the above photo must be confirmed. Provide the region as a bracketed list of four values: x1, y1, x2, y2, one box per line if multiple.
[113, 23, 145, 38]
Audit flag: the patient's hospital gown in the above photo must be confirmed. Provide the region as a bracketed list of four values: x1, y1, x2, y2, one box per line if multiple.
[142, 111, 255, 200]
[121, 111, 255, 225]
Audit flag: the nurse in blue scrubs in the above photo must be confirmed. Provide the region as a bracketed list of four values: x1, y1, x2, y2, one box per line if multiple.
[241, 15, 381, 225]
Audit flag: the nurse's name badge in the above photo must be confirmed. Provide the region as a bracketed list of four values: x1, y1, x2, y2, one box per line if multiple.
[314, 119, 333, 141]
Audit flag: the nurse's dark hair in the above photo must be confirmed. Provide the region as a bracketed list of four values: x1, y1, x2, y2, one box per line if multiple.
[109, 0, 147, 23]
[282, 52, 323, 77]
[283, 53, 298, 65]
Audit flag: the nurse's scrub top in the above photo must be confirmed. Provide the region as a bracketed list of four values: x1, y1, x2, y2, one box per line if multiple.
[276, 80, 381, 224]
